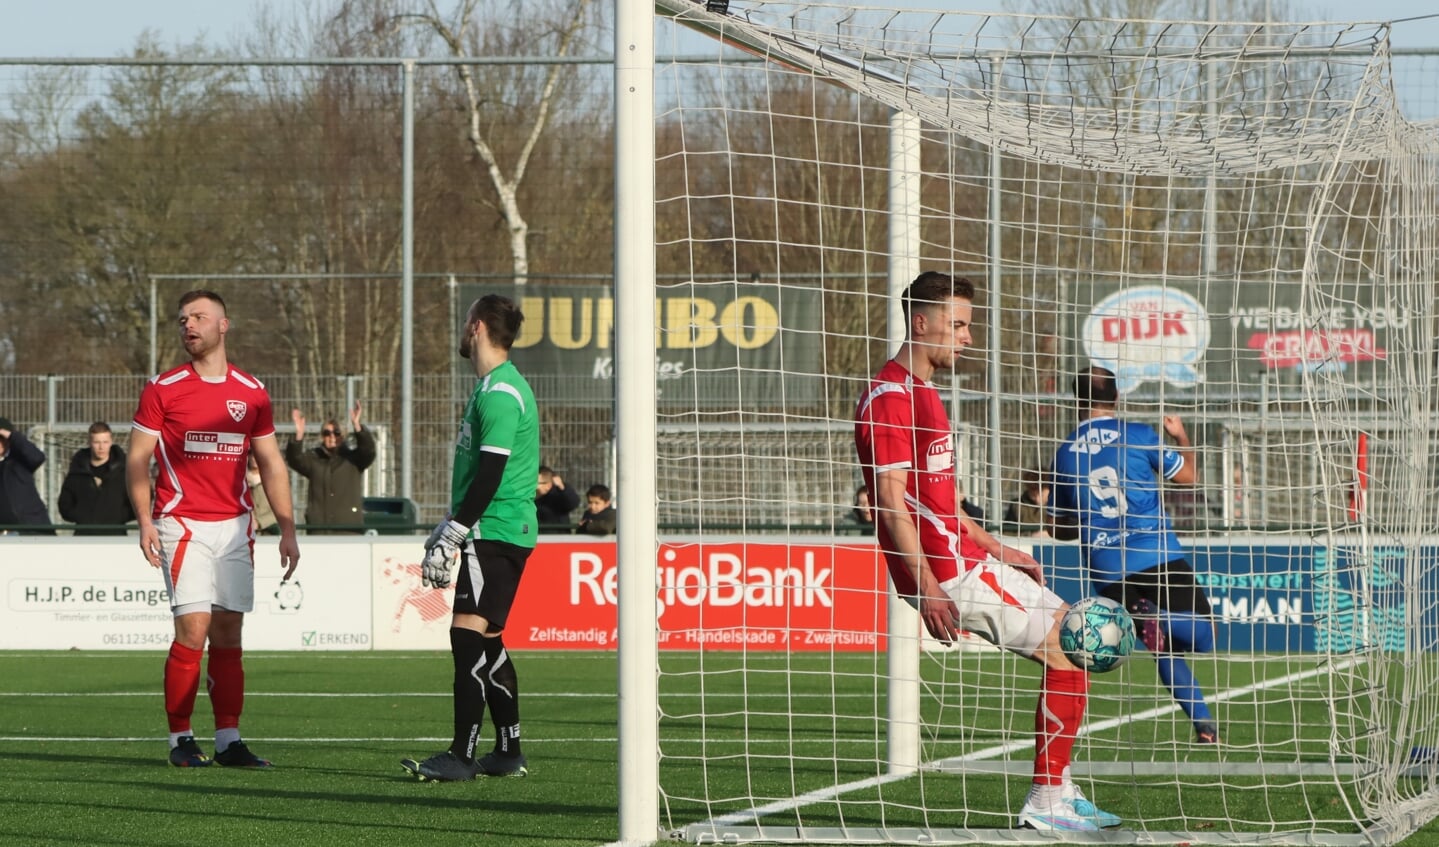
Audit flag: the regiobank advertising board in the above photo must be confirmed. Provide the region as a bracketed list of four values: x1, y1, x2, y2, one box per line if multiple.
[2, 536, 1433, 653]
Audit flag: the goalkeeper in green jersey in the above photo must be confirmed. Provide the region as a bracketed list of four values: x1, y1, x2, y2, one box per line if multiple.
[402, 294, 541, 782]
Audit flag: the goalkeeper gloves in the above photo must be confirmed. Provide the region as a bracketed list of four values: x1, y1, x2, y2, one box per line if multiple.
[420, 519, 470, 589]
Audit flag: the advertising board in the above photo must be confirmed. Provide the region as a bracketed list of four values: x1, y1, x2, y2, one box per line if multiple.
[0, 538, 371, 650]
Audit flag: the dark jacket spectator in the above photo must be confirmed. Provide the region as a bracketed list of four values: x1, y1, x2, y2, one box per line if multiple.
[577, 483, 617, 535]
[58, 422, 134, 536]
[285, 404, 377, 534]
[246, 453, 278, 534]
[535, 465, 580, 532]
[959, 493, 985, 522]
[1001, 466, 1052, 537]
[850, 484, 875, 535]
[0, 417, 54, 534]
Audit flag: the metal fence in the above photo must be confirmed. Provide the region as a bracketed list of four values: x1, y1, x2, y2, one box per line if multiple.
[0, 372, 615, 531]
[3, 371, 1407, 536]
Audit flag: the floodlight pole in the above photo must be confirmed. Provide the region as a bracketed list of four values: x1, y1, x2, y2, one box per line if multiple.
[400, 59, 416, 500]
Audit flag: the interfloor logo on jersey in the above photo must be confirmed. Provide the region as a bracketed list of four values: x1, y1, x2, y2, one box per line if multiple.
[1082, 285, 1209, 392]
[184, 430, 246, 456]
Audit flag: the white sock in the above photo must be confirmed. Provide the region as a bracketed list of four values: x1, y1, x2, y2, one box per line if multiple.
[169, 731, 193, 748]
[215, 727, 241, 752]
[1025, 782, 1064, 809]
[1060, 765, 1081, 799]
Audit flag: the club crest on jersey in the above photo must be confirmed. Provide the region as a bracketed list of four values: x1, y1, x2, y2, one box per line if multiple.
[227, 400, 248, 422]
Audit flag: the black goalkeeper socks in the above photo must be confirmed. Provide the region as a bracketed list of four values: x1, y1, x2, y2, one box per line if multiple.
[483, 635, 522, 757]
[449, 627, 488, 762]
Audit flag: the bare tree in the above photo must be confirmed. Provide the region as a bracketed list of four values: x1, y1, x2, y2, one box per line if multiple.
[367, 0, 603, 285]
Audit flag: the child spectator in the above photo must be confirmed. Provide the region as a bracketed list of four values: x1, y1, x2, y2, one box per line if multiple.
[577, 483, 617, 535]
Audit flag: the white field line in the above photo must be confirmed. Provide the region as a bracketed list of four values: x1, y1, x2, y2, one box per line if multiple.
[695, 657, 1362, 831]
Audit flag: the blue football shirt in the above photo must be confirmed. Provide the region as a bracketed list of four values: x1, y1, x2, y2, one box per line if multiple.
[1048, 415, 1187, 586]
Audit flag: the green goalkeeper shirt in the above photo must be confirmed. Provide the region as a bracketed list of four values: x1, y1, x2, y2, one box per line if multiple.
[451, 359, 540, 548]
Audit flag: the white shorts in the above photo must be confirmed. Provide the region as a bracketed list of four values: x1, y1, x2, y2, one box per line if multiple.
[938, 558, 1065, 658]
[157, 514, 256, 616]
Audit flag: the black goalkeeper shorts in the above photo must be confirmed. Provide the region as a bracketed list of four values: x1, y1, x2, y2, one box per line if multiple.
[452, 539, 534, 631]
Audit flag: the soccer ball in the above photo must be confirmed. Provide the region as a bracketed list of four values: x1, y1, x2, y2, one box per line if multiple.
[1059, 596, 1136, 673]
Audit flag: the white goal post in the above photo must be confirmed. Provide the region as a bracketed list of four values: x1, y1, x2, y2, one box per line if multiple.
[618, 2, 1439, 844]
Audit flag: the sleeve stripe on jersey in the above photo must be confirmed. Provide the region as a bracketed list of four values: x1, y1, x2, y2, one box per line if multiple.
[489, 381, 526, 413]
[480, 445, 513, 456]
[1163, 455, 1185, 480]
[131, 422, 162, 437]
[874, 460, 912, 473]
[229, 368, 263, 390]
[856, 381, 906, 420]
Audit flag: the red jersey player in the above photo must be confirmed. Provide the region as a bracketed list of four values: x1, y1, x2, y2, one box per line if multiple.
[853, 272, 1116, 832]
[127, 290, 299, 769]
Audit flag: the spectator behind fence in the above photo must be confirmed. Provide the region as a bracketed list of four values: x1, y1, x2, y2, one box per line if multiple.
[577, 484, 616, 535]
[850, 484, 875, 534]
[246, 453, 278, 535]
[959, 490, 985, 523]
[0, 416, 55, 535]
[535, 465, 579, 533]
[59, 421, 134, 536]
[285, 402, 376, 534]
[1001, 466, 1052, 538]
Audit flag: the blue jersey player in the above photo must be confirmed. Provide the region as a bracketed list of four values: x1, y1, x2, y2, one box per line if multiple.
[1048, 366, 1219, 744]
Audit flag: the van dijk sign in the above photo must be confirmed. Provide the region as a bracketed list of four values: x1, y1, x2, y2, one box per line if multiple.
[461, 281, 825, 407]
[1071, 281, 1400, 394]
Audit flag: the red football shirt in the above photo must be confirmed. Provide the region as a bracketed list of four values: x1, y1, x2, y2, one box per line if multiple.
[854, 359, 987, 595]
[131, 364, 276, 520]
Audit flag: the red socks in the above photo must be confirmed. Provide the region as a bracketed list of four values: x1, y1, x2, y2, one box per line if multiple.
[1034, 666, 1088, 785]
[206, 646, 245, 731]
[164, 642, 204, 733]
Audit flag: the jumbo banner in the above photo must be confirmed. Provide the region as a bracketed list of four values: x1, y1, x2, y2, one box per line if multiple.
[461, 281, 825, 407]
[372, 539, 890, 651]
[0, 538, 372, 650]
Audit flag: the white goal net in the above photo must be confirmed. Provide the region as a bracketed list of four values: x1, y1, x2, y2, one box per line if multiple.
[634, 2, 1439, 844]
